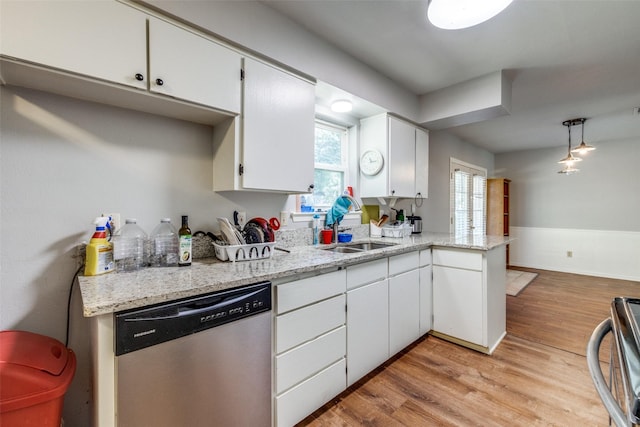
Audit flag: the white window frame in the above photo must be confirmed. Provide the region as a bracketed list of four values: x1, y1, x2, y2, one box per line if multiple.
[313, 120, 350, 211]
[450, 158, 487, 236]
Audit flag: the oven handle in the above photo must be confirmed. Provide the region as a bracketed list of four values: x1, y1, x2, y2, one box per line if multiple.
[586, 318, 629, 427]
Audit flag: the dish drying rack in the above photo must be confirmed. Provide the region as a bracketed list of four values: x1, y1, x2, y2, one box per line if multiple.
[381, 223, 412, 238]
[213, 241, 276, 262]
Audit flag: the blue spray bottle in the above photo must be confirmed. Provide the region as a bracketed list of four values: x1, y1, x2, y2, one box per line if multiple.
[312, 214, 320, 245]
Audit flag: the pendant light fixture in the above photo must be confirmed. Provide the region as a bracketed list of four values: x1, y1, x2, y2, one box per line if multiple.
[571, 118, 596, 155]
[558, 119, 583, 168]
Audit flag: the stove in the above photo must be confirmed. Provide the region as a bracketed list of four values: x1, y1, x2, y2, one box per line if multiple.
[610, 297, 640, 425]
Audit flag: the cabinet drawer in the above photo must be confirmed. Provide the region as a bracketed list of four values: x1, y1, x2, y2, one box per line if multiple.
[346, 258, 387, 290]
[389, 251, 419, 276]
[432, 248, 482, 271]
[276, 294, 345, 353]
[276, 326, 346, 394]
[419, 248, 432, 267]
[276, 269, 346, 314]
[275, 358, 346, 427]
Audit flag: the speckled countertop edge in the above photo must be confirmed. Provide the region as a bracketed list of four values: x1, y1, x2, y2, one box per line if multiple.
[78, 233, 511, 317]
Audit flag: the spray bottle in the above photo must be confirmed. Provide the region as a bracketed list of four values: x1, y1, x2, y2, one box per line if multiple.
[85, 216, 115, 276]
[312, 214, 320, 245]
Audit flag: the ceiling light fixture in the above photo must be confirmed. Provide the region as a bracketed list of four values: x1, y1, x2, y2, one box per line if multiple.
[330, 99, 353, 113]
[427, 0, 514, 30]
[570, 118, 596, 155]
[558, 119, 584, 174]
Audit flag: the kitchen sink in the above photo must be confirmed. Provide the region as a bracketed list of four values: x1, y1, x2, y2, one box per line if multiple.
[320, 242, 397, 253]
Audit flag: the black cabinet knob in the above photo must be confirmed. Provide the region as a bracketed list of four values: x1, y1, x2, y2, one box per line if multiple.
[135, 73, 144, 81]
[156, 78, 164, 86]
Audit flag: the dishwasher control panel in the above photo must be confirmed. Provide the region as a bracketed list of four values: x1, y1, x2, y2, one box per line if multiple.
[115, 281, 271, 355]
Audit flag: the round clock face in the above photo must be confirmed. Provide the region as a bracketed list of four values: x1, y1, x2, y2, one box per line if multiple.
[360, 149, 384, 176]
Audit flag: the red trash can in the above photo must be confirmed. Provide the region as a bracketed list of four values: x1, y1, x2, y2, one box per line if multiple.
[0, 330, 76, 427]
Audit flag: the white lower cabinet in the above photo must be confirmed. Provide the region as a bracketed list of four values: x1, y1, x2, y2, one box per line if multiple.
[274, 270, 347, 427]
[432, 265, 483, 344]
[431, 246, 506, 354]
[419, 249, 433, 335]
[275, 359, 346, 427]
[388, 252, 421, 355]
[274, 250, 436, 425]
[346, 279, 389, 386]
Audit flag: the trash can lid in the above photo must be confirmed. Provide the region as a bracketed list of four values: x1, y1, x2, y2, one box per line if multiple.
[0, 330, 76, 413]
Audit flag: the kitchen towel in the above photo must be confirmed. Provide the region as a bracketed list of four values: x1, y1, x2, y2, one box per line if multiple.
[326, 197, 353, 226]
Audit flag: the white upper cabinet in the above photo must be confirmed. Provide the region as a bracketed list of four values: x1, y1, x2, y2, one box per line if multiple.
[388, 117, 416, 198]
[415, 127, 429, 199]
[213, 58, 315, 193]
[1, 1, 241, 115]
[148, 17, 241, 113]
[1, 1, 147, 89]
[359, 114, 429, 199]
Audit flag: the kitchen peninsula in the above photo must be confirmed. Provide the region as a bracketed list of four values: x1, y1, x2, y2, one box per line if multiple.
[79, 232, 509, 427]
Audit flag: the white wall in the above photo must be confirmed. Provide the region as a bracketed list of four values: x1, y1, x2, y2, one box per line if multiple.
[411, 130, 495, 232]
[495, 139, 640, 280]
[0, 86, 290, 424]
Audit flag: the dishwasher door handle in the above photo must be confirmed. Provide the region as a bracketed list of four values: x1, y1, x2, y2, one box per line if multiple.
[125, 288, 266, 322]
[586, 318, 629, 427]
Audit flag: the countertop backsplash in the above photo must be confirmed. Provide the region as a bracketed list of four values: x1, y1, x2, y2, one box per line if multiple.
[275, 224, 369, 248]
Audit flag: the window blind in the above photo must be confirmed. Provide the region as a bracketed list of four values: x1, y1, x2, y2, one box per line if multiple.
[450, 160, 487, 236]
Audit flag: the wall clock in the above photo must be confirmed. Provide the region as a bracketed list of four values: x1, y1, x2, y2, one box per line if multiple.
[360, 149, 384, 176]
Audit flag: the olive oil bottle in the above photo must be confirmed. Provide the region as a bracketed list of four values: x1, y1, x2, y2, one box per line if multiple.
[178, 215, 192, 267]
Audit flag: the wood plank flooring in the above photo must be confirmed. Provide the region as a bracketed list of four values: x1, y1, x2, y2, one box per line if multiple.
[299, 267, 639, 426]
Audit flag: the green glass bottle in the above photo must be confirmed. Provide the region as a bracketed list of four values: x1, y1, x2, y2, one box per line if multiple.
[178, 215, 192, 267]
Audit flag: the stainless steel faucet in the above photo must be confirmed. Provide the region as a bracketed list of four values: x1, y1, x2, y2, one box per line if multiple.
[332, 195, 362, 243]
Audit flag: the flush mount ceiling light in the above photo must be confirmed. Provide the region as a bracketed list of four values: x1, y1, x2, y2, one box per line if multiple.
[330, 99, 353, 113]
[427, 0, 514, 30]
[571, 118, 596, 155]
[558, 119, 583, 174]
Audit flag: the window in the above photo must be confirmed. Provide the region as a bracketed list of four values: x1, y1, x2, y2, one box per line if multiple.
[313, 121, 349, 210]
[450, 158, 487, 235]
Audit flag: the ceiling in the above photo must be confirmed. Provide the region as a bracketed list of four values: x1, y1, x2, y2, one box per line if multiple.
[262, 0, 640, 154]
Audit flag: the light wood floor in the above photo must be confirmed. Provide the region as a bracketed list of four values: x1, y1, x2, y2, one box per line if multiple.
[299, 267, 639, 426]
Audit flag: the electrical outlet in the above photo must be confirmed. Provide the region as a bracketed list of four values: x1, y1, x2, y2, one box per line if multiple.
[103, 213, 121, 234]
[236, 211, 247, 229]
[567, 250, 573, 258]
[280, 211, 289, 227]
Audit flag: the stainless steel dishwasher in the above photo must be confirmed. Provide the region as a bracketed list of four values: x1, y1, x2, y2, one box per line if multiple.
[114, 281, 272, 427]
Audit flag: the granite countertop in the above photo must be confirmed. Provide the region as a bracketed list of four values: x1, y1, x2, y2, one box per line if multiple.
[78, 232, 510, 317]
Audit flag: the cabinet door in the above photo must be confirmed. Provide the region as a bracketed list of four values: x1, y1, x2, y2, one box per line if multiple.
[415, 127, 429, 198]
[148, 17, 241, 113]
[1, 1, 146, 90]
[276, 359, 346, 427]
[432, 265, 483, 345]
[388, 116, 416, 197]
[346, 279, 389, 386]
[242, 58, 315, 192]
[419, 265, 433, 335]
[389, 269, 420, 355]
[276, 294, 345, 354]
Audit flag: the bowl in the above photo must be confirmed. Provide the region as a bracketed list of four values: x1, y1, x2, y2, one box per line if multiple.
[337, 233, 353, 243]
